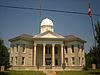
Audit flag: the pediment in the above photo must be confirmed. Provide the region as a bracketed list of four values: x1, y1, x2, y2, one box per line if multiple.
[33, 31, 64, 38]
[41, 33, 58, 38]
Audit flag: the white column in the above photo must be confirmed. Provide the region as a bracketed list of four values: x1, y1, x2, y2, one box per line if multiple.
[52, 44, 55, 66]
[61, 44, 64, 65]
[43, 43, 46, 66]
[34, 43, 37, 66]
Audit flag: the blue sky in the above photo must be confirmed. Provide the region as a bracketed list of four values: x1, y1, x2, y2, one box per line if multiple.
[0, 0, 100, 52]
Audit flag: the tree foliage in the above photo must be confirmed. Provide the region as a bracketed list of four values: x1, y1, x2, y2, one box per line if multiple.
[95, 21, 100, 47]
[95, 22, 100, 68]
[0, 38, 9, 69]
[86, 22, 100, 69]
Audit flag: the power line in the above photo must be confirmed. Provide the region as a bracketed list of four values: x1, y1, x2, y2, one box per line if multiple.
[0, 5, 100, 16]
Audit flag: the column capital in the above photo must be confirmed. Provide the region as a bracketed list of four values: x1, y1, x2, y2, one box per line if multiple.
[52, 44, 55, 46]
[43, 43, 46, 46]
[34, 43, 37, 46]
[61, 44, 64, 47]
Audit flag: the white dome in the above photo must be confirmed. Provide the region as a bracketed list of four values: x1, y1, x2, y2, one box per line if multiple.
[41, 18, 53, 26]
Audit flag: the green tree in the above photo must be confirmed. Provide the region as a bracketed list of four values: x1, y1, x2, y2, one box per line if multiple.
[95, 21, 100, 47]
[95, 21, 100, 68]
[86, 22, 100, 69]
[85, 50, 92, 68]
[0, 38, 9, 70]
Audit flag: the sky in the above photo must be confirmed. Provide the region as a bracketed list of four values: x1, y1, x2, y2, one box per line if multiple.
[0, 0, 100, 53]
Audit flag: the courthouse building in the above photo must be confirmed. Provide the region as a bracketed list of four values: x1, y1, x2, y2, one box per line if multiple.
[9, 18, 86, 70]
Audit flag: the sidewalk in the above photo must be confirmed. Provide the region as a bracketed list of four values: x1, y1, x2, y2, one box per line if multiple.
[43, 70, 57, 75]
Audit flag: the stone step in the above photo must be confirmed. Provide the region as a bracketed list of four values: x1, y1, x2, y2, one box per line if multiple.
[43, 70, 57, 75]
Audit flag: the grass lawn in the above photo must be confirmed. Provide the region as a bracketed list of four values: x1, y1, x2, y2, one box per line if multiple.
[56, 70, 100, 75]
[2, 71, 46, 75]
[57, 71, 86, 75]
[0, 70, 100, 75]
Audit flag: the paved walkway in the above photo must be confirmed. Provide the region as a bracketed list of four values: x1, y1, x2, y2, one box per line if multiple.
[43, 70, 57, 75]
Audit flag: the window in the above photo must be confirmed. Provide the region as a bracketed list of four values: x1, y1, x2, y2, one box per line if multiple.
[11, 57, 13, 64]
[65, 46, 68, 53]
[65, 57, 68, 65]
[55, 47, 58, 54]
[82, 57, 84, 64]
[78, 57, 80, 65]
[22, 57, 25, 65]
[15, 56, 17, 65]
[22, 44, 25, 52]
[72, 57, 75, 65]
[71, 45, 74, 53]
[16, 44, 18, 52]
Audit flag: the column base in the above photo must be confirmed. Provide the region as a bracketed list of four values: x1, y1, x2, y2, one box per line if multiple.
[51, 66, 55, 69]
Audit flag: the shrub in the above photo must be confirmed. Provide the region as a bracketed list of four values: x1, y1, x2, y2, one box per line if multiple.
[83, 66, 88, 71]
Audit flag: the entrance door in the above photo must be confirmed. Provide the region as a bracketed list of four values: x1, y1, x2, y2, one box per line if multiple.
[45, 58, 52, 69]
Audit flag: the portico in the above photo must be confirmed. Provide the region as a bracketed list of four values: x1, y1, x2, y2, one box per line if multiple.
[33, 40, 64, 69]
